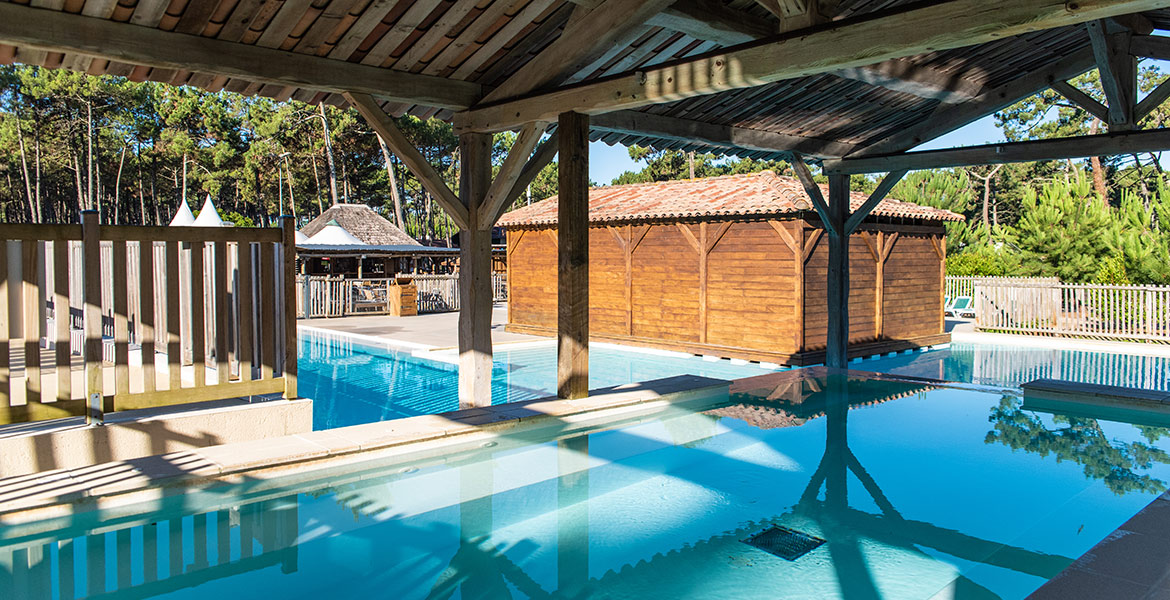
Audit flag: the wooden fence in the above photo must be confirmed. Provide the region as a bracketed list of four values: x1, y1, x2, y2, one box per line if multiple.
[0, 214, 297, 425]
[974, 280, 1170, 341]
[945, 276, 1060, 300]
[296, 273, 507, 318]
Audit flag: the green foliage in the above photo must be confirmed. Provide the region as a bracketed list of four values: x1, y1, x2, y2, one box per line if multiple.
[221, 210, 255, 228]
[891, 169, 991, 254]
[945, 249, 1009, 277]
[1094, 255, 1130, 285]
[610, 147, 792, 185]
[1003, 171, 1116, 282]
[986, 396, 1170, 496]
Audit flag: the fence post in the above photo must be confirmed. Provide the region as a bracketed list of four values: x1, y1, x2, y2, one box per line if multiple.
[82, 211, 106, 424]
[281, 216, 297, 400]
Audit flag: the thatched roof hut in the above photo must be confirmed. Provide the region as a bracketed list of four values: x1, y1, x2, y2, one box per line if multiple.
[301, 204, 419, 246]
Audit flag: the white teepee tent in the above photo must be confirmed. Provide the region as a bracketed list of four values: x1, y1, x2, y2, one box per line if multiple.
[192, 195, 225, 227]
[169, 200, 195, 226]
[305, 220, 363, 245]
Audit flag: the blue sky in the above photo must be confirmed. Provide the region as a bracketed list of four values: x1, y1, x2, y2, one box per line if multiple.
[587, 115, 1005, 184]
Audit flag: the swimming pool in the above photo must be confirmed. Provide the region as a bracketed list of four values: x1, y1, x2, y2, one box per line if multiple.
[299, 330, 774, 430]
[861, 341, 1170, 391]
[300, 329, 1170, 432]
[4, 372, 1167, 599]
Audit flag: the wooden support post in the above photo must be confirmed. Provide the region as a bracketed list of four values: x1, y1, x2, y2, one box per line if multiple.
[458, 132, 493, 408]
[558, 111, 589, 400]
[825, 175, 850, 369]
[281, 216, 297, 399]
[82, 211, 103, 423]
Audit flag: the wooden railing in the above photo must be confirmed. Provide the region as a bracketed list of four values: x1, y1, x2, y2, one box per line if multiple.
[974, 280, 1170, 342]
[945, 276, 1059, 300]
[0, 213, 297, 425]
[296, 273, 507, 318]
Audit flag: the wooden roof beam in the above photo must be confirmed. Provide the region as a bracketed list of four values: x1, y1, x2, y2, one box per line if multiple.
[1130, 34, 1170, 60]
[344, 93, 470, 230]
[480, 0, 678, 105]
[1087, 19, 1137, 130]
[649, 0, 775, 45]
[455, 0, 1165, 134]
[564, 0, 774, 46]
[1051, 80, 1111, 122]
[824, 127, 1170, 174]
[843, 169, 907, 235]
[790, 154, 836, 237]
[835, 58, 985, 103]
[496, 132, 561, 226]
[479, 122, 547, 230]
[590, 110, 857, 158]
[0, 3, 481, 111]
[854, 48, 1098, 156]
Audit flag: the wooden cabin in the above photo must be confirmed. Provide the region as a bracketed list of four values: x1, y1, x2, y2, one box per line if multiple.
[498, 171, 963, 365]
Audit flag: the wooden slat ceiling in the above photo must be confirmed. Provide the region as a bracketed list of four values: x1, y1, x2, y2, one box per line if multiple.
[0, 0, 1152, 159]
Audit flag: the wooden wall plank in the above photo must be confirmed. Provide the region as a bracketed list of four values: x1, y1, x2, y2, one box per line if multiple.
[22, 240, 42, 405]
[112, 240, 129, 398]
[239, 242, 254, 382]
[166, 241, 181, 391]
[0, 241, 9, 409]
[260, 242, 275, 381]
[190, 242, 206, 387]
[139, 241, 156, 393]
[215, 240, 229, 385]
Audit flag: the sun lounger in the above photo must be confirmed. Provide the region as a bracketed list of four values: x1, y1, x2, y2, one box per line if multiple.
[946, 295, 972, 318]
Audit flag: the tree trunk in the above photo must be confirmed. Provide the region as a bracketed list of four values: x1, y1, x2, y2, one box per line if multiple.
[87, 101, 95, 214]
[284, 158, 295, 217]
[15, 118, 35, 222]
[319, 103, 340, 204]
[1132, 153, 1151, 212]
[1089, 118, 1108, 203]
[33, 122, 42, 222]
[311, 154, 323, 215]
[73, 151, 85, 215]
[377, 134, 405, 228]
[181, 152, 188, 210]
[113, 145, 127, 224]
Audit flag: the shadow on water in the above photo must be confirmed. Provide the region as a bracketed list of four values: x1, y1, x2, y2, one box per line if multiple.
[8, 370, 1166, 599]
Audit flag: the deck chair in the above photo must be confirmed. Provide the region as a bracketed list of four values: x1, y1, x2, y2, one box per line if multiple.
[352, 284, 388, 311]
[945, 296, 972, 317]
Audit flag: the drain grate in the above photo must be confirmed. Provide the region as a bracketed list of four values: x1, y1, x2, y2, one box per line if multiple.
[743, 526, 825, 561]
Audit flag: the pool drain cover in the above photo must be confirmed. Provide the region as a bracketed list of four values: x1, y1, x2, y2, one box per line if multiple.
[743, 526, 825, 561]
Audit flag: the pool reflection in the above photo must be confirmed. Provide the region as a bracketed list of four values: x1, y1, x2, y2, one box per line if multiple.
[4, 370, 1170, 599]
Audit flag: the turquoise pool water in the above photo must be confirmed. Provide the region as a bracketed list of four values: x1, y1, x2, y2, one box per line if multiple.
[300, 331, 1169, 432]
[299, 331, 774, 430]
[4, 374, 1168, 599]
[860, 341, 1170, 391]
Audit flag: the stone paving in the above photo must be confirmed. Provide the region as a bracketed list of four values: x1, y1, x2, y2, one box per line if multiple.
[299, 303, 541, 349]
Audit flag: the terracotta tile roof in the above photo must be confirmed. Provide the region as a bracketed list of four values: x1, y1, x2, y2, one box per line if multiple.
[497, 171, 964, 228]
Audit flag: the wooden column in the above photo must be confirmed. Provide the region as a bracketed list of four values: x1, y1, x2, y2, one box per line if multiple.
[825, 175, 850, 369]
[558, 112, 589, 400]
[458, 132, 494, 408]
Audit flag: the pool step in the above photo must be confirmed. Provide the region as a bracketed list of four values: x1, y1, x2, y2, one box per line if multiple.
[1021, 379, 1170, 405]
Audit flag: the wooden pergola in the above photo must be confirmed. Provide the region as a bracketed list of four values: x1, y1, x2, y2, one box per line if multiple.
[4, 0, 1170, 407]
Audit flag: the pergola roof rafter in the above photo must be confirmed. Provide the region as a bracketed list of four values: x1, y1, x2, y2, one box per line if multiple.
[453, 0, 1170, 134]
